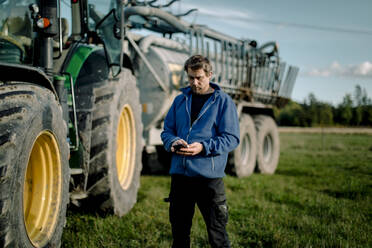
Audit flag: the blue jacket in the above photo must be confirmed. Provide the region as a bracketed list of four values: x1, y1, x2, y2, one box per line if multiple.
[161, 82, 240, 178]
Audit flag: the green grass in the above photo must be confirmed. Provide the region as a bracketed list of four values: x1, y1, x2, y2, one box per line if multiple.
[62, 133, 372, 247]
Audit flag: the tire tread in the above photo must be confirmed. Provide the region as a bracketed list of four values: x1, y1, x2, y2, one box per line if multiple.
[0, 83, 69, 247]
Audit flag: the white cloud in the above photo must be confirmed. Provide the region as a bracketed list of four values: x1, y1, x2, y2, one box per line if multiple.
[303, 61, 372, 78]
[179, 3, 259, 19]
[177, 2, 261, 31]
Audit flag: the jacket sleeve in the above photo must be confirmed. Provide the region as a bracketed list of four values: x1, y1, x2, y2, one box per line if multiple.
[161, 99, 181, 152]
[201, 97, 240, 156]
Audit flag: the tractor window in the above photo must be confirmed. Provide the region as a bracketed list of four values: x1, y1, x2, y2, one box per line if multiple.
[0, 0, 34, 40]
[88, 0, 122, 77]
[87, 0, 118, 31]
[0, 0, 34, 63]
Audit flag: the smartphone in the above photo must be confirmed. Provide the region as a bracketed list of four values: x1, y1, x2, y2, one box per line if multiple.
[173, 143, 187, 151]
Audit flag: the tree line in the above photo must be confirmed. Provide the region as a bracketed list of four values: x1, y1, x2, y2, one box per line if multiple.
[275, 85, 372, 127]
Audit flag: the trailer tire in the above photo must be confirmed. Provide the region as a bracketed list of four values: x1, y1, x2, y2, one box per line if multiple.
[233, 114, 257, 177]
[85, 69, 143, 216]
[0, 83, 69, 248]
[254, 115, 280, 174]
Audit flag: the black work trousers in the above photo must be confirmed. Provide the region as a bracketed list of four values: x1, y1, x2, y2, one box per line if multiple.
[169, 174, 230, 248]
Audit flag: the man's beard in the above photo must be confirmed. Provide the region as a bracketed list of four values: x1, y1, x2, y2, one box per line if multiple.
[191, 85, 204, 94]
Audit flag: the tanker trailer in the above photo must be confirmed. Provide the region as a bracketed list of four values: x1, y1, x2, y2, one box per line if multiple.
[122, 1, 299, 177]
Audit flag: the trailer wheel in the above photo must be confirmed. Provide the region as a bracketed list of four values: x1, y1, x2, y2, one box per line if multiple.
[0, 84, 69, 247]
[254, 115, 280, 174]
[233, 114, 257, 177]
[85, 69, 143, 216]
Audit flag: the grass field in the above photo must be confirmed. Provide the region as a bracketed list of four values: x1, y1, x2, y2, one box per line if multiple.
[61, 133, 372, 247]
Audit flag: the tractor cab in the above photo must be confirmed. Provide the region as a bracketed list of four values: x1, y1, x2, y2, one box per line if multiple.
[0, 0, 33, 63]
[0, 0, 123, 76]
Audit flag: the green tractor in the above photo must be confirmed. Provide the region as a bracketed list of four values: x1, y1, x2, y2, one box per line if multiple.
[0, 0, 142, 247]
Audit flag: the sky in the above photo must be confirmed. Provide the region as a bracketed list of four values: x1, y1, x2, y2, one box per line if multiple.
[164, 0, 372, 105]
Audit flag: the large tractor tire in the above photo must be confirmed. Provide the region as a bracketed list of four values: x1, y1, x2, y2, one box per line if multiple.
[232, 113, 257, 177]
[254, 115, 280, 174]
[0, 83, 69, 247]
[81, 69, 143, 216]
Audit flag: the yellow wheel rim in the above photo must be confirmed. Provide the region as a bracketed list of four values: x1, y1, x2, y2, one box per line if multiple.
[23, 131, 61, 247]
[116, 104, 136, 190]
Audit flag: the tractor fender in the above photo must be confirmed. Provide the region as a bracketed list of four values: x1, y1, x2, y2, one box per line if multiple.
[0, 61, 57, 97]
[61, 43, 134, 87]
[61, 44, 103, 87]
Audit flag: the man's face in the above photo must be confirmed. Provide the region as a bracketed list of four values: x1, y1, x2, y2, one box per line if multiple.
[187, 68, 212, 95]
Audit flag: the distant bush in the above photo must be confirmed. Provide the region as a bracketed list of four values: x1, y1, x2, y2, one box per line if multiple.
[276, 85, 372, 127]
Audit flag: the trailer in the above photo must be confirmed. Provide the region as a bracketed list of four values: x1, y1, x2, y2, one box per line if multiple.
[123, 1, 298, 176]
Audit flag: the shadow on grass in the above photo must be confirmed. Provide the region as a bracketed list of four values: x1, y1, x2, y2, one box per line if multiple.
[276, 168, 316, 178]
[264, 191, 340, 221]
[322, 188, 371, 200]
[264, 191, 304, 211]
[67, 194, 115, 218]
[235, 229, 274, 248]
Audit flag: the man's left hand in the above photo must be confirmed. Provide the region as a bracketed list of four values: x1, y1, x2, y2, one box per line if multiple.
[176, 142, 203, 156]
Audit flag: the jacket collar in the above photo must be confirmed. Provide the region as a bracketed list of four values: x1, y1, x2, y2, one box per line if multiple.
[181, 82, 221, 97]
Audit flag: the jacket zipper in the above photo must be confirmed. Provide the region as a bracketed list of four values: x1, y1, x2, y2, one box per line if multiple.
[196, 96, 216, 171]
[192, 96, 216, 126]
[183, 95, 192, 171]
[183, 93, 217, 172]
[183, 130, 191, 171]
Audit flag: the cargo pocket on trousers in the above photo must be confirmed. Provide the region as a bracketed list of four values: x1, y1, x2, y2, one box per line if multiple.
[215, 201, 228, 226]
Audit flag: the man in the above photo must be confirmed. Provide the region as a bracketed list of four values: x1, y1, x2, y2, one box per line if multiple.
[161, 55, 240, 248]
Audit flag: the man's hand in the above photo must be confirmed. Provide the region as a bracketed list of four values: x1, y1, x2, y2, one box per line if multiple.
[175, 142, 203, 156]
[171, 139, 188, 152]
